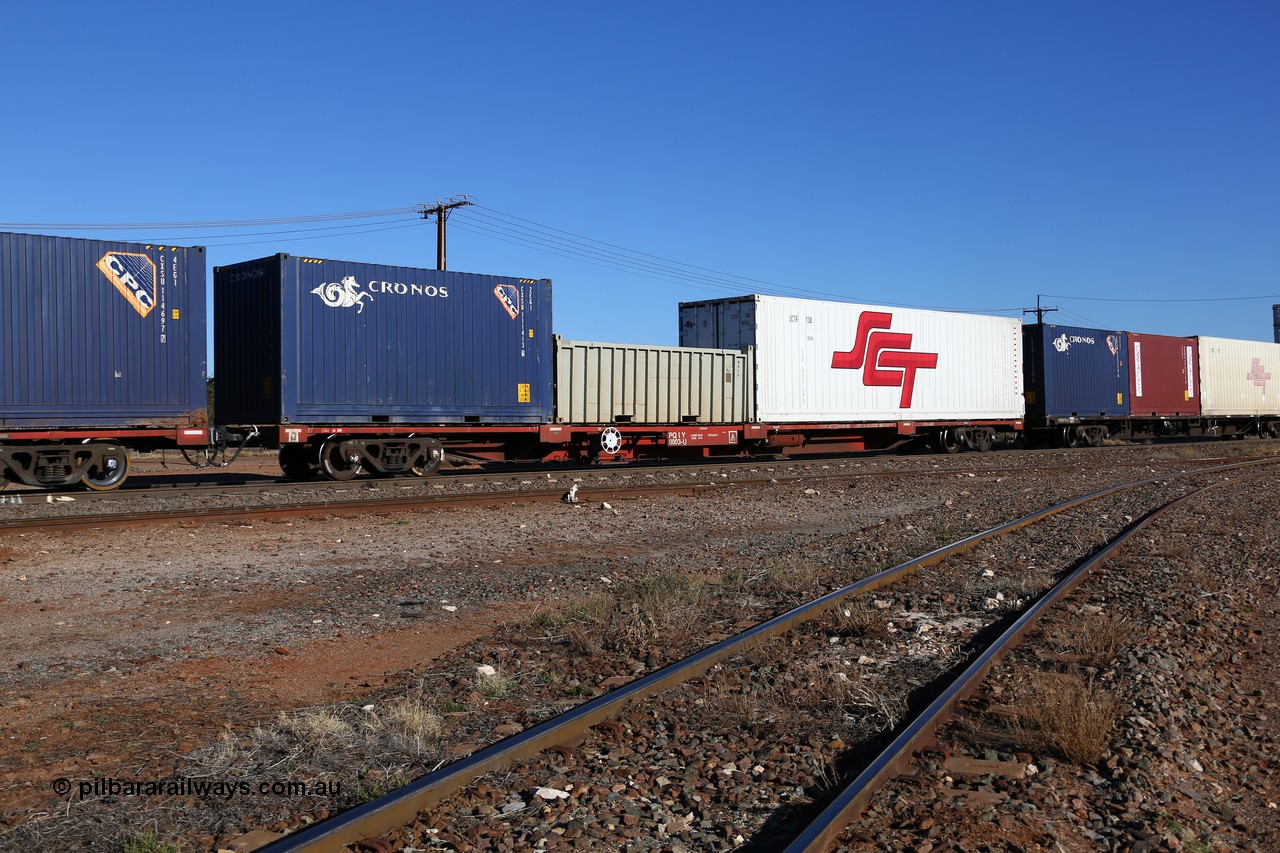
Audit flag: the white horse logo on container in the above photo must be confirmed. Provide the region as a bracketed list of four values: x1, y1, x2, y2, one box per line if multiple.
[311, 276, 373, 313]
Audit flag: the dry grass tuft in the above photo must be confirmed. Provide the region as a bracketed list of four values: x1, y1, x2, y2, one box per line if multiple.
[1011, 671, 1121, 764]
[476, 667, 519, 700]
[760, 560, 824, 604]
[1061, 613, 1136, 669]
[828, 605, 890, 642]
[383, 698, 445, 755]
[201, 696, 448, 781]
[271, 707, 356, 756]
[558, 571, 711, 660]
[717, 691, 770, 727]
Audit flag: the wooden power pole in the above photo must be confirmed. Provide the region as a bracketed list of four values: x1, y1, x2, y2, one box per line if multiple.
[417, 195, 474, 270]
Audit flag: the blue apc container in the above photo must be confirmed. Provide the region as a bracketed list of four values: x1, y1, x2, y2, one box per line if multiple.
[0, 231, 207, 427]
[214, 254, 553, 425]
[1023, 323, 1128, 422]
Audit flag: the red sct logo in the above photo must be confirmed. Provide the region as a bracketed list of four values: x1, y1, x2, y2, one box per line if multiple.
[832, 311, 939, 407]
[1247, 358, 1271, 393]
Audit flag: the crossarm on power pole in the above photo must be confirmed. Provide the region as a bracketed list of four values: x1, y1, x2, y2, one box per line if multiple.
[417, 195, 475, 271]
[1022, 295, 1059, 324]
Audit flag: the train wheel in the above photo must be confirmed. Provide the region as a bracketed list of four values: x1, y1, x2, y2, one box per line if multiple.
[972, 430, 994, 452]
[319, 439, 362, 481]
[279, 445, 318, 481]
[81, 446, 130, 491]
[1062, 427, 1081, 449]
[410, 441, 444, 477]
[935, 430, 960, 454]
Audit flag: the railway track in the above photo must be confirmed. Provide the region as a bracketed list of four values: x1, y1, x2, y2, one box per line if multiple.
[0, 448, 1264, 534]
[250, 456, 1276, 852]
[0, 439, 1259, 505]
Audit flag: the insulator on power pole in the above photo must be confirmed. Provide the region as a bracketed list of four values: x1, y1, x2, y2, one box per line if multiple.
[417, 195, 475, 271]
[1022, 295, 1059, 325]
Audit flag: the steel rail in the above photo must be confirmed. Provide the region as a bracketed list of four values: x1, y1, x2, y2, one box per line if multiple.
[0, 482, 718, 534]
[1, 453, 1262, 534]
[255, 456, 1276, 852]
[781, 464, 1271, 853]
[12, 444, 1258, 501]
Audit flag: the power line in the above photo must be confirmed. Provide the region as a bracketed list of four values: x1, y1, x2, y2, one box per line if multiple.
[132, 217, 423, 244]
[465, 205, 844, 301]
[458, 205, 1023, 314]
[0, 207, 418, 230]
[1, 201, 1031, 315]
[190, 222, 424, 248]
[1043, 292, 1280, 303]
[448, 219, 746, 297]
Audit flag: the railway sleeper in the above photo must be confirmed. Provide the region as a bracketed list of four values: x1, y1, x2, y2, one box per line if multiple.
[0, 442, 130, 491]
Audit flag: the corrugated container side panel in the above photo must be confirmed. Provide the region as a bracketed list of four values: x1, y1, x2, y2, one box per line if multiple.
[298, 263, 551, 423]
[651, 352, 665, 420]
[1128, 333, 1199, 417]
[0, 232, 206, 427]
[698, 354, 712, 421]
[1023, 329, 1045, 419]
[213, 256, 283, 425]
[218, 257, 552, 424]
[1024, 324, 1127, 419]
[554, 338, 749, 424]
[693, 295, 1021, 422]
[1197, 336, 1280, 416]
[679, 297, 758, 351]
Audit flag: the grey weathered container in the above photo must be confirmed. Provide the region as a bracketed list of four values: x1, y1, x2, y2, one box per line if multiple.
[554, 337, 753, 424]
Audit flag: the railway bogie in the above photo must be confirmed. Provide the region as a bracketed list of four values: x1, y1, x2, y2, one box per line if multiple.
[0, 443, 128, 489]
[0, 428, 215, 491]
[276, 437, 446, 482]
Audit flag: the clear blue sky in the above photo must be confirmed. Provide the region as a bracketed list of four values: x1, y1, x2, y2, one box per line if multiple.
[2, 2, 1277, 357]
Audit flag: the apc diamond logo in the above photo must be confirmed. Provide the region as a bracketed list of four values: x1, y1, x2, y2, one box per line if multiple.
[494, 283, 521, 319]
[97, 252, 157, 318]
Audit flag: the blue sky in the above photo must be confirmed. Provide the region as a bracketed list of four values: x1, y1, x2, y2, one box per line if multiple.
[2, 2, 1277, 355]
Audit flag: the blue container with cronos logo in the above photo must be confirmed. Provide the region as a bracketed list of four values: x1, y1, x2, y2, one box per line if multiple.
[214, 254, 553, 425]
[1023, 323, 1128, 423]
[0, 231, 207, 427]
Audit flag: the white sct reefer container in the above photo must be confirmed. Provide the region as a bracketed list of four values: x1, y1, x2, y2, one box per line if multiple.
[1196, 336, 1280, 417]
[679, 295, 1023, 423]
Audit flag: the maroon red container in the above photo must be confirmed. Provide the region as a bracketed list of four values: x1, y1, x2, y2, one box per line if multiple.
[1128, 333, 1200, 417]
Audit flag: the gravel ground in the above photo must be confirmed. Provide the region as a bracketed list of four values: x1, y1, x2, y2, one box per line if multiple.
[358, 464, 1277, 852]
[0, 441, 1275, 851]
[838, 466, 1280, 852]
